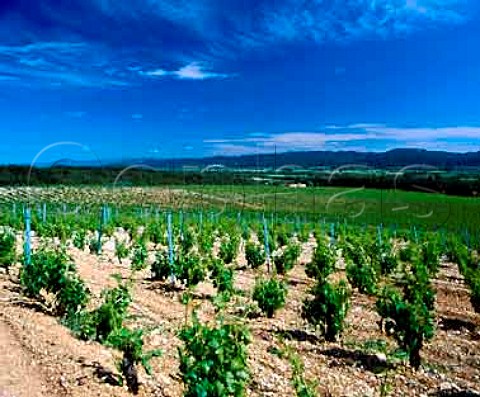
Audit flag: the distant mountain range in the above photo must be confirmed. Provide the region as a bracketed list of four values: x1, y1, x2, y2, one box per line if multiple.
[112, 149, 480, 171]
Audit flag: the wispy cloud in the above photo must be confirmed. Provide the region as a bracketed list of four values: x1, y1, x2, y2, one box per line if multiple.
[226, 0, 471, 51]
[141, 62, 230, 80]
[91, 0, 214, 34]
[90, 0, 471, 46]
[205, 124, 480, 155]
[0, 1, 473, 87]
[0, 40, 229, 86]
[0, 41, 131, 87]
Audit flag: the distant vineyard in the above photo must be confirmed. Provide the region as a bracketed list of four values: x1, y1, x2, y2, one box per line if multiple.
[0, 185, 479, 234]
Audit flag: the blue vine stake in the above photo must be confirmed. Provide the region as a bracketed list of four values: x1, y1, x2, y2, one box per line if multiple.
[167, 212, 176, 284]
[465, 229, 471, 251]
[24, 207, 32, 266]
[262, 216, 271, 273]
[179, 210, 184, 239]
[330, 223, 335, 247]
[441, 229, 446, 249]
[377, 224, 383, 246]
[43, 203, 47, 223]
[391, 224, 397, 240]
[97, 205, 107, 255]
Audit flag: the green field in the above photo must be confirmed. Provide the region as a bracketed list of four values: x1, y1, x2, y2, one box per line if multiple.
[186, 185, 480, 233]
[0, 185, 478, 234]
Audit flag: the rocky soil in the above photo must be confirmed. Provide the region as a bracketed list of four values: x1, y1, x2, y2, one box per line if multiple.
[0, 235, 479, 397]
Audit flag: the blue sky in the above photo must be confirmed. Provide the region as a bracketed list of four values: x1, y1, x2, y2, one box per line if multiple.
[1, 0, 480, 164]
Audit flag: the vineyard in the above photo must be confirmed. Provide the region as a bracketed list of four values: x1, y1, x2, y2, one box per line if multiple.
[0, 186, 479, 397]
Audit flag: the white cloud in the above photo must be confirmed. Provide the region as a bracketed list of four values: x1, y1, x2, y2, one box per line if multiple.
[345, 124, 480, 140]
[174, 62, 227, 80]
[205, 124, 480, 155]
[141, 69, 169, 77]
[140, 62, 229, 80]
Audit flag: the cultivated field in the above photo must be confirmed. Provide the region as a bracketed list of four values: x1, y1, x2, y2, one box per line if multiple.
[0, 186, 479, 397]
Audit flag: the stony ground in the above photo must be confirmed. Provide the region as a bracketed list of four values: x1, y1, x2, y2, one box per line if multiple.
[0, 235, 479, 397]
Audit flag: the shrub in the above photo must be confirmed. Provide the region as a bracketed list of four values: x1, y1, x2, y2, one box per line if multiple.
[346, 250, 377, 295]
[198, 229, 215, 255]
[379, 248, 398, 276]
[115, 239, 130, 264]
[178, 315, 251, 397]
[72, 229, 87, 250]
[258, 226, 276, 253]
[20, 248, 65, 296]
[68, 277, 132, 342]
[288, 350, 318, 397]
[445, 237, 469, 267]
[252, 278, 287, 318]
[245, 242, 265, 269]
[302, 279, 350, 342]
[399, 244, 416, 263]
[89, 236, 102, 255]
[274, 244, 301, 275]
[376, 261, 435, 369]
[464, 269, 480, 313]
[131, 242, 148, 271]
[56, 276, 90, 317]
[419, 241, 441, 276]
[0, 229, 16, 272]
[241, 226, 250, 241]
[176, 253, 207, 288]
[179, 228, 195, 254]
[305, 242, 336, 280]
[65, 276, 158, 394]
[219, 235, 240, 264]
[297, 226, 311, 244]
[151, 249, 171, 281]
[106, 327, 162, 394]
[151, 248, 206, 288]
[211, 259, 235, 297]
[275, 227, 290, 247]
[368, 241, 398, 275]
[20, 247, 89, 316]
[146, 222, 166, 245]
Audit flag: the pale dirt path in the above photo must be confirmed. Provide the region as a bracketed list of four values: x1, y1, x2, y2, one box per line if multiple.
[0, 319, 50, 397]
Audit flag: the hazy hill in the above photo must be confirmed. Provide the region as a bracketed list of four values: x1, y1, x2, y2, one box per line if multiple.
[122, 149, 480, 170]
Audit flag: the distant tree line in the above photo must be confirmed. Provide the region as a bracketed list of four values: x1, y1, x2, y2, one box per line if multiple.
[0, 165, 479, 197]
